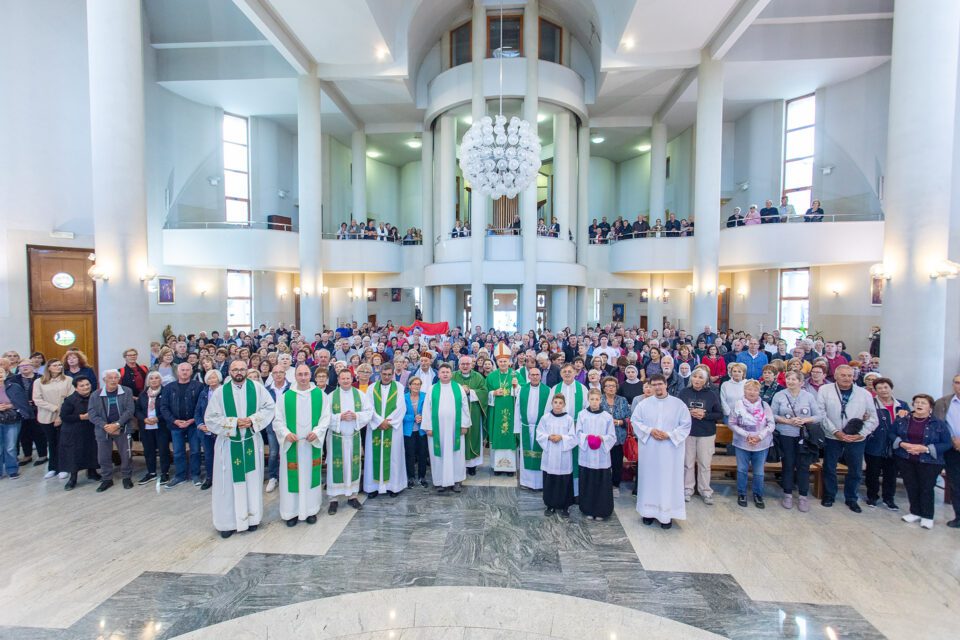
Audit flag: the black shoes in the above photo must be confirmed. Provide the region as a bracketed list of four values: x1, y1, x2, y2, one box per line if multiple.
[328, 501, 339, 515]
[642, 517, 655, 526]
[883, 500, 900, 511]
[348, 498, 363, 510]
[865, 498, 878, 507]
[660, 521, 673, 530]
[559, 508, 570, 518]
[753, 495, 765, 509]
[286, 518, 298, 527]
[138, 473, 157, 485]
[821, 498, 835, 508]
[220, 530, 234, 539]
[387, 490, 398, 497]
[451, 483, 462, 493]
[467, 467, 477, 476]
[847, 501, 862, 513]
[419, 478, 429, 488]
[306, 515, 317, 524]
[200, 479, 212, 490]
[946, 518, 960, 528]
[248, 524, 258, 532]
[33, 457, 48, 467]
[64, 479, 76, 491]
[544, 507, 556, 516]
[160, 473, 170, 484]
[737, 495, 748, 508]
[407, 479, 415, 489]
[122, 478, 133, 489]
[96, 480, 114, 493]
[367, 491, 379, 499]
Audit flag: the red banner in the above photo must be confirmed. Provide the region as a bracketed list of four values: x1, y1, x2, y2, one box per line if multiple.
[399, 320, 449, 335]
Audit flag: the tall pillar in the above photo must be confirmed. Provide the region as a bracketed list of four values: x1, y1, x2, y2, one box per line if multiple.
[553, 111, 573, 241]
[882, 0, 960, 396]
[647, 275, 665, 334]
[576, 124, 589, 265]
[551, 285, 569, 332]
[351, 274, 367, 322]
[438, 114, 457, 237]
[691, 50, 723, 332]
[470, 1, 488, 330]
[420, 128, 434, 319]
[520, 0, 540, 331]
[297, 75, 324, 332]
[440, 285, 457, 323]
[649, 116, 667, 223]
[575, 286, 587, 331]
[87, 0, 150, 370]
[351, 130, 367, 222]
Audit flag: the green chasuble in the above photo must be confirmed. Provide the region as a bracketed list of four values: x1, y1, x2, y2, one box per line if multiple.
[371, 381, 398, 482]
[452, 370, 487, 460]
[518, 383, 550, 471]
[485, 368, 519, 450]
[282, 387, 324, 493]
[553, 382, 585, 479]
[330, 387, 363, 485]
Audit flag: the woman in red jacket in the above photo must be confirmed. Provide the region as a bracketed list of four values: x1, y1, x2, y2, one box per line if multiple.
[700, 344, 727, 385]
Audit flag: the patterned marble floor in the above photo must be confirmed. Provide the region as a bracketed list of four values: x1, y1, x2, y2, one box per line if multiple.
[0, 479, 886, 640]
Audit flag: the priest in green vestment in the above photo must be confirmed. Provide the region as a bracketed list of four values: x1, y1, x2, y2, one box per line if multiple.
[453, 355, 487, 476]
[485, 343, 520, 475]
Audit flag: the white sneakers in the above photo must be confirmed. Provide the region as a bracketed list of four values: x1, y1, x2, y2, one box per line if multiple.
[920, 518, 934, 530]
[265, 478, 278, 493]
[43, 470, 56, 479]
[901, 514, 921, 523]
[57, 472, 69, 480]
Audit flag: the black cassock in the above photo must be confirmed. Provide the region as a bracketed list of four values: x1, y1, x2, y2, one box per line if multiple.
[58, 392, 99, 473]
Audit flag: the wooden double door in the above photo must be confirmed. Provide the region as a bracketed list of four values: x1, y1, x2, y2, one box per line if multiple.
[28, 246, 98, 370]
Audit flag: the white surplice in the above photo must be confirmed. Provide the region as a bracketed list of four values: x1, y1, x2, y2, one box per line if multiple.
[546, 381, 587, 495]
[363, 381, 408, 494]
[204, 380, 276, 532]
[513, 383, 548, 489]
[534, 412, 578, 475]
[327, 386, 374, 498]
[272, 385, 331, 521]
[422, 382, 472, 487]
[576, 409, 616, 469]
[631, 395, 692, 523]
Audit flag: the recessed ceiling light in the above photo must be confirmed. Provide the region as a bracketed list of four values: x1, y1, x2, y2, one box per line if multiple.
[537, 113, 548, 123]
[622, 36, 635, 51]
[366, 150, 382, 158]
[463, 115, 473, 125]
[591, 136, 605, 144]
[637, 143, 651, 153]
[375, 45, 389, 61]
[406, 139, 422, 149]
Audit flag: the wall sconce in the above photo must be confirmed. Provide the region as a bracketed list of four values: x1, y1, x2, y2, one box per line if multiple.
[207, 176, 221, 186]
[279, 288, 288, 298]
[654, 289, 669, 302]
[87, 252, 96, 262]
[821, 165, 835, 176]
[88, 264, 109, 281]
[737, 181, 750, 192]
[830, 285, 842, 296]
[718, 284, 727, 293]
[930, 260, 960, 280]
[354, 287, 363, 298]
[869, 263, 892, 281]
[293, 287, 301, 295]
[321, 286, 329, 295]
[736, 287, 747, 300]
[685, 285, 694, 294]
[139, 267, 157, 282]
[640, 290, 648, 300]
[277, 189, 289, 200]
[197, 283, 209, 296]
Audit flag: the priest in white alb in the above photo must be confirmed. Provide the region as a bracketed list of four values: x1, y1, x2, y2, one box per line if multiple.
[327, 369, 373, 514]
[514, 366, 550, 490]
[422, 362, 472, 493]
[363, 362, 407, 498]
[547, 363, 587, 496]
[204, 359, 276, 538]
[631, 373, 692, 529]
[272, 364, 330, 527]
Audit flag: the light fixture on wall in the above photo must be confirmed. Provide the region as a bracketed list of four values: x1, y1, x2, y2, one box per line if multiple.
[737, 181, 750, 192]
[293, 287, 302, 296]
[718, 284, 728, 293]
[830, 284, 842, 296]
[869, 263, 892, 281]
[685, 285, 694, 294]
[87, 264, 109, 282]
[930, 259, 960, 280]
[639, 290, 648, 300]
[321, 286, 329, 295]
[277, 189, 289, 200]
[139, 267, 157, 282]
[207, 176, 221, 186]
[279, 287, 288, 299]
[821, 165, 835, 176]
[736, 287, 747, 300]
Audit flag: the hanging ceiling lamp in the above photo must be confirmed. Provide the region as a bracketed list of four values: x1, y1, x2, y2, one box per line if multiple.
[458, 0, 541, 200]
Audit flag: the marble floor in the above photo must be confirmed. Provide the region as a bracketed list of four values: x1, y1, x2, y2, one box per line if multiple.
[0, 457, 957, 640]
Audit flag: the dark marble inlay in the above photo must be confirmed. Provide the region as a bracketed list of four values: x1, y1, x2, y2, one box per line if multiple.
[0, 485, 884, 640]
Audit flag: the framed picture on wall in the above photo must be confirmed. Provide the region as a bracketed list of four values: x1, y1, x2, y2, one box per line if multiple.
[391, 288, 401, 302]
[870, 276, 884, 306]
[612, 303, 625, 323]
[367, 288, 377, 302]
[157, 277, 175, 305]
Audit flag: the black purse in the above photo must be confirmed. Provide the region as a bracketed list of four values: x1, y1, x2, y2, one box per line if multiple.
[0, 408, 19, 424]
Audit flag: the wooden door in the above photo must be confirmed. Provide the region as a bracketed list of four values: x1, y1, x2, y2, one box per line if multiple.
[367, 314, 377, 327]
[28, 247, 98, 370]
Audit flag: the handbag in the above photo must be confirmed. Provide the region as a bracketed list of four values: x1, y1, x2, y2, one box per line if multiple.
[623, 419, 639, 466]
[0, 408, 19, 424]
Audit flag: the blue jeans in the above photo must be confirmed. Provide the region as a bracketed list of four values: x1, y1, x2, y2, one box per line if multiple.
[264, 424, 279, 480]
[735, 447, 768, 497]
[190, 427, 216, 479]
[170, 424, 200, 481]
[1, 422, 21, 476]
[823, 437, 866, 503]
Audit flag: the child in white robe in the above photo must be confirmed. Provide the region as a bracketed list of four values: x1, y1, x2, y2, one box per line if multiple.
[577, 389, 616, 520]
[536, 395, 578, 517]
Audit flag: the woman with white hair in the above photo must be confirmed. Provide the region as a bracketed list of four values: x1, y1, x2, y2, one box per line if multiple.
[730, 379, 775, 508]
[193, 368, 223, 490]
[135, 371, 171, 485]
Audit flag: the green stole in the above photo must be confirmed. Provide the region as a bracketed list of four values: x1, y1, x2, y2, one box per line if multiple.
[222, 380, 257, 484]
[282, 387, 323, 493]
[331, 387, 362, 485]
[430, 381, 463, 457]
[518, 383, 550, 471]
[452, 371, 487, 460]
[371, 381, 398, 482]
[517, 367, 529, 386]
[485, 368, 518, 450]
[554, 382, 584, 479]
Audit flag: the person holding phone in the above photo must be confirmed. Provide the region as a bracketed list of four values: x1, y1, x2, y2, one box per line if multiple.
[678, 369, 723, 504]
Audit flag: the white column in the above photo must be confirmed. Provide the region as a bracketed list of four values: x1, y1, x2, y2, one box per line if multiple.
[553, 111, 572, 242]
[470, 2, 488, 330]
[551, 285, 569, 332]
[351, 274, 367, 322]
[575, 286, 587, 331]
[438, 114, 457, 237]
[520, 0, 540, 331]
[298, 75, 324, 332]
[691, 50, 723, 332]
[576, 124, 589, 265]
[647, 274, 665, 334]
[352, 130, 367, 222]
[882, 0, 960, 396]
[87, 0, 150, 369]
[648, 116, 667, 223]
[420, 127, 434, 320]
[439, 286, 457, 323]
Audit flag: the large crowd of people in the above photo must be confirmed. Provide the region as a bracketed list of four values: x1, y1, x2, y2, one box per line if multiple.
[1, 320, 957, 536]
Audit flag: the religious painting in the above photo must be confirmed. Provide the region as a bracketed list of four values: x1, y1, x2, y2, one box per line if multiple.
[870, 276, 884, 306]
[158, 277, 175, 305]
[391, 288, 402, 302]
[367, 288, 377, 302]
[612, 303, 625, 323]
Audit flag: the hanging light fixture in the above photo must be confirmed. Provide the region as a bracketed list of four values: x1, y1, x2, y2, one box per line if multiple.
[458, 0, 541, 200]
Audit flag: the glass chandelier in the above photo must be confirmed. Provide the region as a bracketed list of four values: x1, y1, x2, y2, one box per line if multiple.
[458, 0, 541, 200]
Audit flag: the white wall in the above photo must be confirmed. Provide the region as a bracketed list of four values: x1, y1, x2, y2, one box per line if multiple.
[326, 135, 352, 233]
[664, 127, 693, 219]
[365, 288, 416, 325]
[587, 157, 615, 225]
[250, 117, 298, 223]
[399, 161, 422, 232]
[726, 101, 784, 218]
[617, 152, 651, 221]
[365, 157, 400, 225]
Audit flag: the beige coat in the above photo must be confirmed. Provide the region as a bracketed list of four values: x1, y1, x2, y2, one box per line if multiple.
[32, 377, 75, 424]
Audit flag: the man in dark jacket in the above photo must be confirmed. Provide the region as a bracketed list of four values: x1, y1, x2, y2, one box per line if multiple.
[87, 370, 137, 491]
[159, 363, 204, 488]
[677, 369, 723, 504]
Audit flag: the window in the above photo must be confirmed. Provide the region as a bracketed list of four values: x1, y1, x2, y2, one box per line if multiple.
[223, 113, 250, 223]
[783, 94, 815, 215]
[539, 18, 561, 63]
[778, 268, 809, 345]
[227, 270, 252, 331]
[488, 15, 522, 57]
[450, 21, 471, 67]
[536, 290, 547, 332]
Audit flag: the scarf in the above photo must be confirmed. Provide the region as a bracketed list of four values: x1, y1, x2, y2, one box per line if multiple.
[146, 386, 161, 416]
[736, 397, 767, 431]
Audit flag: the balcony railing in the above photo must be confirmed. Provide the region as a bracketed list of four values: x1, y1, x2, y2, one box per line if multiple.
[720, 211, 884, 228]
[163, 219, 298, 232]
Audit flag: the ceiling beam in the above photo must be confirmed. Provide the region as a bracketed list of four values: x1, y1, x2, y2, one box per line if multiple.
[230, 0, 314, 75]
[708, 0, 773, 60]
[151, 40, 271, 50]
[654, 68, 696, 120]
[319, 81, 363, 131]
